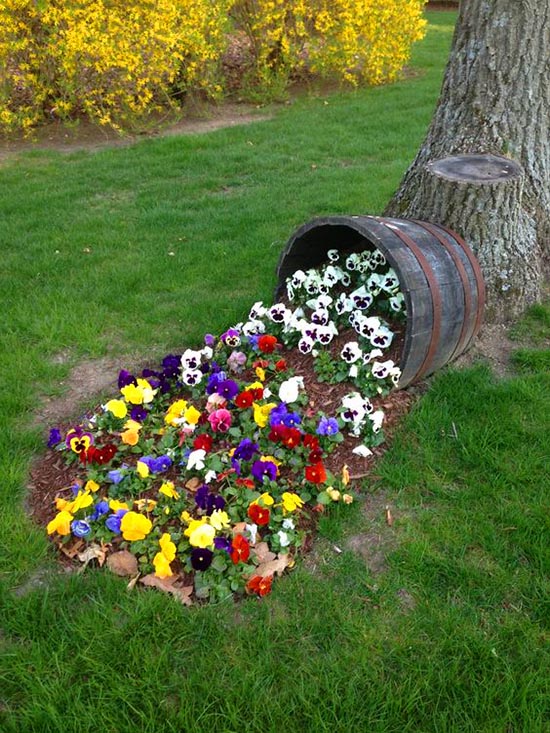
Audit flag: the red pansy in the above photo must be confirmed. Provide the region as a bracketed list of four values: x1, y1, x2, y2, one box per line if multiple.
[257, 335, 278, 354]
[275, 359, 287, 372]
[305, 462, 327, 484]
[247, 503, 271, 526]
[231, 534, 250, 564]
[246, 575, 273, 596]
[235, 390, 254, 408]
[193, 433, 213, 452]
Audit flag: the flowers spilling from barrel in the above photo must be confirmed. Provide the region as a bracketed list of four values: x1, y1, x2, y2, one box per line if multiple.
[46, 248, 405, 602]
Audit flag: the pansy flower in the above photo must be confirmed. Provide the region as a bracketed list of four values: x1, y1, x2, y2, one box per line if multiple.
[257, 334, 278, 353]
[66, 427, 94, 454]
[316, 417, 339, 436]
[248, 503, 270, 526]
[190, 547, 213, 571]
[220, 328, 241, 348]
[340, 341, 362, 364]
[208, 408, 232, 433]
[305, 462, 327, 484]
[230, 534, 250, 564]
[251, 459, 278, 483]
[246, 575, 273, 596]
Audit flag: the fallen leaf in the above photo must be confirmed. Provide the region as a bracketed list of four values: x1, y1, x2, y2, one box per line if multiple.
[252, 542, 276, 564]
[139, 574, 193, 605]
[255, 553, 293, 578]
[126, 573, 141, 591]
[60, 539, 84, 559]
[185, 477, 201, 492]
[106, 550, 138, 576]
[77, 543, 107, 568]
[232, 522, 248, 536]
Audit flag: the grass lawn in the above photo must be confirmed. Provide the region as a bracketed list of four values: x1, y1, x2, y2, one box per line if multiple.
[2, 10, 550, 732]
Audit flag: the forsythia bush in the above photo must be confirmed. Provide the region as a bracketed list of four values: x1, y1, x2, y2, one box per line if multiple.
[0, 0, 427, 134]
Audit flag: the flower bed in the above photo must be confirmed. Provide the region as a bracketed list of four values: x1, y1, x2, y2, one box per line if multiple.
[42, 247, 409, 603]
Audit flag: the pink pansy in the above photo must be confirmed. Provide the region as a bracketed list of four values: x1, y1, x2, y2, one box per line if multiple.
[208, 408, 232, 433]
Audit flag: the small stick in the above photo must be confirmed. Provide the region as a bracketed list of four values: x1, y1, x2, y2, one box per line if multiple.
[385, 506, 394, 526]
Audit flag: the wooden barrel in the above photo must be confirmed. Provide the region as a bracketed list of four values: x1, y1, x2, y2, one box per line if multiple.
[275, 215, 485, 388]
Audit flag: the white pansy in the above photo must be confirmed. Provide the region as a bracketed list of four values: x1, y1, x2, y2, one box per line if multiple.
[181, 348, 203, 370]
[370, 325, 394, 349]
[390, 293, 405, 312]
[248, 301, 268, 320]
[268, 303, 291, 325]
[316, 323, 338, 345]
[311, 308, 330, 326]
[366, 273, 382, 295]
[279, 376, 304, 404]
[349, 364, 359, 378]
[242, 319, 266, 336]
[350, 285, 373, 310]
[201, 346, 213, 360]
[362, 348, 384, 364]
[335, 293, 353, 315]
[340, 341, 363, 364]
[323, 265, 340, 287]
[204, 470, 217, 484]
[345, 253, 361, 271]
[277, 530, 291, 548]
[369, 410, 385, 433]
[327, 249, 340, 262]
[245, 523, 258, 545]
[282, 518, 295, 530]
[187, 449, 206, 471]
[181, 368, 203, 387]
[371, 360, 395, 379]
[380, 269, 399, 292]
[358, 316, 381, 339]
[298, 336, 314, 354]
[306, 294, 333, 310]
[290, 270, 307, 288]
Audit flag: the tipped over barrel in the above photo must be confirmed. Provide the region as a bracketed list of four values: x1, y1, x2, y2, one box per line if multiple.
[275, 215, 485, 388]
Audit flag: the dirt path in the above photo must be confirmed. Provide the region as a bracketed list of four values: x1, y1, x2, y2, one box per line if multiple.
[0, 103, 272, 162]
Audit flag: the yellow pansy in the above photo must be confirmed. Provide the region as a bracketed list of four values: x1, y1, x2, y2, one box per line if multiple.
[134, 498, 157, 512]
[46, 510, 73, 536]
[121, 419, 142, 446]
[55, 497, 70, 511]
[180, 510, 192, 524]
[85, 480, 100, 493]
[247, 381, 264, 392]
[159, 481, 180, 500]
[255, 367, 266, 382]
[281, 492, 305, 513]
[136, 460, 150, 479]
[105, 399, 127, 419]
[159, 532, 176, 562]
[184, 405, 201, 425]
[109, 499, 129, 512]
[120, 511, 152, 541]
[120, 378, 156, 405]
[153, 552, 173, 579]
[209, 509, 230, 531]
[68, 490, 93, 513]
[164, 399, 187, 426]
[186, 520, 216, 548]
[256, 492, 275, 507]
[252, 402, 277, 428]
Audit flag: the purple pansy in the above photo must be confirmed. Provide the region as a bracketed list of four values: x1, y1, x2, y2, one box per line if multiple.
[251, 459, 278, 483]
[316, 416, 339, 436]
[105, 509, 127, 534]
[47, 428, 62, 448]
[234, 438, 259, 462]
[91, 500, 109, 520]
[118, 369, 136, 389]
[190, 547, 213, 571]
[71, 519, 91, 538]
[216, 379, 239, 401]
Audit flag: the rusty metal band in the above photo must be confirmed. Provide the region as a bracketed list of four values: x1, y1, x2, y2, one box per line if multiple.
[436, 224, 486, 345]
[412, 220, 472, 361]
[375, 217, 442, 381]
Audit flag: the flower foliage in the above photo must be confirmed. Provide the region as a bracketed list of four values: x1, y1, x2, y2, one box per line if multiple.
[0, 0, 427, 133]
[46, 246, 404, 602]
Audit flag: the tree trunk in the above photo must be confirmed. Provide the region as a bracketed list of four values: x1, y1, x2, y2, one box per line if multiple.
[385, 0, 550, 321]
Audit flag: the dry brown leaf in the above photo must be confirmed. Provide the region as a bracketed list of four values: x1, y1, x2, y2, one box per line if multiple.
[232, 522, 248, 536]
[106, 550, 138, 576]
[60, 539, 84, 559]
[77, 543, 107, 568]
[126, 573, 141, 591]
[252, 542, 276, 564]
[185, 477, 201, 492]
[139, 574, 193, 605]
[255, 553, 293, 578]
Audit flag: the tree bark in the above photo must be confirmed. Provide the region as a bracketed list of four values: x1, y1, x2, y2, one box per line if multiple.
[385, 0, 550, 321]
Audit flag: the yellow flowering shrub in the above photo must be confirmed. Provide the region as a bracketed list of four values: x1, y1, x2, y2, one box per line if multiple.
[0, 0, 232, 132]
[230, 0, 427, 96]
[0, 0, 426, 133]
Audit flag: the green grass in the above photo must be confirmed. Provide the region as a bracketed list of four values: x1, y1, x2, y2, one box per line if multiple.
[3, 10, 550, 731]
